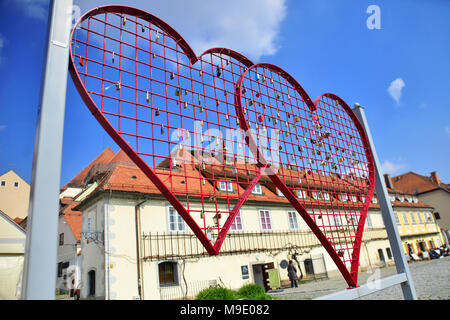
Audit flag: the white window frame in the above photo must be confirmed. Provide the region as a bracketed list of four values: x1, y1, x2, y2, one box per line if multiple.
[371, 196, 378, 204]
[366, 213, 373, 228]
[297, 189, 307, 199]
[409, 212, 417, 225]
[219, 181, 233, 192]
[277, 188, 285, 197]
[333, 214, 343, 227]
[287, 211, 299, 231]
[167, 206, 187, 233]
[312, 191, 319, 200]
[361, 196, 366, 203]
[406, 195, 412, 203]
[340, 194, 348, 202]
[402, 211, 409, 225]
[389, 194, 396, 202]
[394, 211, 400, 225]
[397, 195, 405, 202]
[417, 212, 424, 224]
[252, 184, 262, 195]
[230, 211, 244, 232]
[350, 195, 357, 203]
[258, 209, 273, 232]
[323, 192, 330, 201]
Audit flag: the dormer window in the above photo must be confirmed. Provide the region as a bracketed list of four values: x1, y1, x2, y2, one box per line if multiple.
[340, 194, 348, 202]
[323, 192, 330, 201]
[413, 196, 418, 203]
[406, 195, 412, 203]
[312, 192, 319, 200]
[219, 181, 233, 192]
[297, 190, 307, 199]
[372, 196, 378, 204]
[361, 196, 366, 203]
[397, 195, 404, 202]
[389, 194, 396, 202]
[277, 188, 285, 197]
[252, 184, 262, 195]
[350, 195, 357, 203]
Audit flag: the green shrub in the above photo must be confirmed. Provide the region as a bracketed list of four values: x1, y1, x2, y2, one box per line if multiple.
[237, 284, 272, 300]
[195, 287, 238, 300]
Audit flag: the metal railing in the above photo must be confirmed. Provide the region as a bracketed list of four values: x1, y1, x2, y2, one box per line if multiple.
[141, 228, 388, 261]
[159, 279, 218, 300]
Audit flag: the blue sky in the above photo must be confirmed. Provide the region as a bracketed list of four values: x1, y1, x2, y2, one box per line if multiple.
[0, 0, 449, 185]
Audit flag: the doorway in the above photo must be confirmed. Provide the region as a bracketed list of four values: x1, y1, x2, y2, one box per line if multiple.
[88, 270, 96, 296]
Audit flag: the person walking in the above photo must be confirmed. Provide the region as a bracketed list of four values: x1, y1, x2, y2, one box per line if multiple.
[287, 260, 299, 288]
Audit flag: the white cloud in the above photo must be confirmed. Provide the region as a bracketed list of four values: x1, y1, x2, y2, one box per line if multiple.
[388, 78, 405, 105]
[445, 126, 450, 137]
[75, 0, 287, 61]
[380, 160, 406, 175]
[7, 0, 48, 21]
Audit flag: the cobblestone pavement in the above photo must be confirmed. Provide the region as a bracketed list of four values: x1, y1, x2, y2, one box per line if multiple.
[269, 256, 450, 300]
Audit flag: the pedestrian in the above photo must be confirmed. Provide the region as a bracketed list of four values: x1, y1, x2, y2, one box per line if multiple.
[287, 260, 299, 288]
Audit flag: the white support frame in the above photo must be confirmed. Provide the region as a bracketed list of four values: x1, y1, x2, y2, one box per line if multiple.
[315, 103, 417, 300]
[21, 0, 73, 299]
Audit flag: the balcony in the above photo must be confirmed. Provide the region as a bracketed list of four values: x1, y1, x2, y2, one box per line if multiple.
[141, 228, 388, 261]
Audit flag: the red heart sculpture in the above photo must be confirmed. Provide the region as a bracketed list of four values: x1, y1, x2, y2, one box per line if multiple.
[234, 64, 375, 286]
[69, 5, 375, 287]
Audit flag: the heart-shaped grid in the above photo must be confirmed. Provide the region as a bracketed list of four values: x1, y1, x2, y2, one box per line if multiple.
[69, 5, 376, 287]
[69, 5, 266, 255]
[234, 63, 375, 286]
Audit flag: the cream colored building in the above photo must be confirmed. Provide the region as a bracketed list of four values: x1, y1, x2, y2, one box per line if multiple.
[0, 210, 26, 299]
[391, 171, 450, 245]
[0, 170, 30, 220]
[72, 150, 397, 300]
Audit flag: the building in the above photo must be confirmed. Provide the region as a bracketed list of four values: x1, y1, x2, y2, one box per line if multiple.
[70, 148, 402, 300]
[384, 174, 445, 257]
[0, 170, 30, 220]
[0, 209, 26, 299]
[54, 147, 116, 295]
[390, 171, 450, 245]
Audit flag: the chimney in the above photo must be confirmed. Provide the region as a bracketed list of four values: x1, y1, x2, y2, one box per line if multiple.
[384, 173, 394, 189]
[430, 171, 441, 185]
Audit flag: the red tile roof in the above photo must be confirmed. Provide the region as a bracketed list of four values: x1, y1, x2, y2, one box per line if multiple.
[60, 201, 82, 242]
[392, 171, 450, 195]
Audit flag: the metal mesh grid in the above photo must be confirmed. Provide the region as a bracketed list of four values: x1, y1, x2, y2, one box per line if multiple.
[69, 6, 375, 287]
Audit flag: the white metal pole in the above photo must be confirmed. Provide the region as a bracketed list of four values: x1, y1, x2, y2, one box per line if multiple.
[21, 0, 74, 300]
[352, 103, 417, 300]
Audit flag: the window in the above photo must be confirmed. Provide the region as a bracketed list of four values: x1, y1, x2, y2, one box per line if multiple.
[0, 181, 5, 186]
[219, 181, 233, 192]
[159, 261, 178, 286]
[409, 212, 417, 225]
[323, 192, 330, 201]
[361, 196, 366, 203]
[425, 212, 434, 224]
[397, 195, 404, 202]
[389, 194, 396, 202]
[386, 248, 393, 259]
[14, 182, 18, 187]
[333, 214, 343, 227]
[434, 212, 441, 220]
[230, 211, 243, 231]
[417, 212, 424, 224]
[59, 233, 64, 246]
[297, 189, 307, 199]
[252, 184, 262, 195]
[340, 194, 348, 202]
[394, 211, 400, 225]
[259, 209, 272, 231]
[57, 262, 63, 278]
[312, 192, 319, 200]
[88, 270, 96, 296]
[413, 196, 418, 203]
[350, 195, 357, 203]
[287, 211, 299, 231]
[277, 189, 285, 197]
[371, 196, 378, 204]
[168, 207, 186, 232]
[402, 211, 409, 225]
[366, 213, 373, 228]
[406, 195, 412, 203]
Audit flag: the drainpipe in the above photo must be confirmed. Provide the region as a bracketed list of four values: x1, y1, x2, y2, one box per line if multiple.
[135, 199, 147, 300]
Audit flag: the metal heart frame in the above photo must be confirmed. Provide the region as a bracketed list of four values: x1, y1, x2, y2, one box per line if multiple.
[69, 5, 375, 287]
